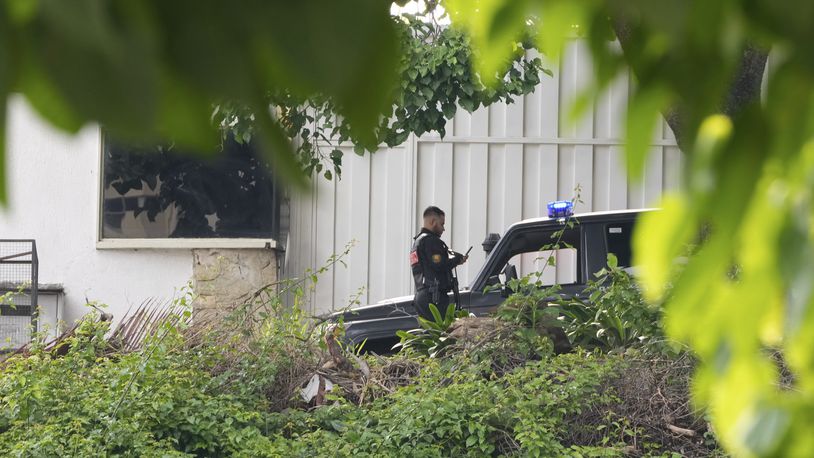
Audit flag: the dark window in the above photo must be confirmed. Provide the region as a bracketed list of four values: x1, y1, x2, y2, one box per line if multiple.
[102, 135, 281, 239]
[605, 222, 634, 267]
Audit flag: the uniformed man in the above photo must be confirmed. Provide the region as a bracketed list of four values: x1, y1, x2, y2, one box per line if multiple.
[410, 206, 468, 321]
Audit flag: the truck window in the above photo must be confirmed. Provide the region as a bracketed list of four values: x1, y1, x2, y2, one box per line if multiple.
[605, 222, 634, 268]
[507, 247, 578, 285]
[498, 226, 581, 287]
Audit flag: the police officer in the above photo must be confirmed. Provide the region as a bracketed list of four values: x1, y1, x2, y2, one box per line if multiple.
[410, 206, 468, 321]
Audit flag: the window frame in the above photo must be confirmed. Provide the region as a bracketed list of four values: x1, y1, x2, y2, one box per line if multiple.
[95, 130, 281, 250]
[505, 245, 580, 287]
[472, 223, 584, 290]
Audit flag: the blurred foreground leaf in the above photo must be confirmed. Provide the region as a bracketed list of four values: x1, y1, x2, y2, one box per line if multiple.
[0, 0, 400, 197]
[445, 0, 814, 454]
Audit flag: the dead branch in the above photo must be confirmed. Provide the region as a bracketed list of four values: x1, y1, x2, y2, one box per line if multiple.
[667, 424, 697, 437]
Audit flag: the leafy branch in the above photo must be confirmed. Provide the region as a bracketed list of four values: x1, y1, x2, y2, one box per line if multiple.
[214, 14, 546, 180]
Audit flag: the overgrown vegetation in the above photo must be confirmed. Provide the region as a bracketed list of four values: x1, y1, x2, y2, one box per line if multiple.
[0, 257, 722, 457]
[393, 302, 469, 357]
[556, 254, 665, 354]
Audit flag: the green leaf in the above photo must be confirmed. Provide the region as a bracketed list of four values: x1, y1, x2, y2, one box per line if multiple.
[449, 0, 531, 86]
[429, 303, 443, 324]
[330, 149, 343, 166]
[417, 316, 437, 331]
[536, 1, 586, 62]
[253, 106, 307, 190]
[389, 130, 410, 147]
[444, 302, 456, 324]
[741, 406, 789, 456]
[606, 253, 617, 269]
[0, 25, 7, 205]
[442, 102, 456, 119]
[18, 52, 85, 133]
[32, 1, 159, 136]
[6, 0, 39, 24]
[459, 97, 476, 112]
[633, 197, 695, 305]
[625, 87, 668, 181]
[689, 115, 733, 194]
[567, 88, 596, 126]
[155, 73, 219, 150]
[255, 1, 399, 144]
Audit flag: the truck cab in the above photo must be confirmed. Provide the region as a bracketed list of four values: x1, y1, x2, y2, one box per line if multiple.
[334, 208, 655, 353]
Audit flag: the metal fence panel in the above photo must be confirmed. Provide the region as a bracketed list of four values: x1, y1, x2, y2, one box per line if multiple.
[287, 41, 681, 314]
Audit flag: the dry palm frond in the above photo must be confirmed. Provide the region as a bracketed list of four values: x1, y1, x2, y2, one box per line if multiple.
[2, 298, 193, 366]
[107, 298, 193, 353]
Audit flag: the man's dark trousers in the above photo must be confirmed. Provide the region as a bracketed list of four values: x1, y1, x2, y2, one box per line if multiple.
[414, 288, 450, 322]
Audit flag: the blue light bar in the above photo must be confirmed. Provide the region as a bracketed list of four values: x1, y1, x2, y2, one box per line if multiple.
[547, 200, 574, 218]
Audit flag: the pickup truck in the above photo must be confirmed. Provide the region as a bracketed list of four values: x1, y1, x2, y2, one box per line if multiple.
[334, 208, 653, 353]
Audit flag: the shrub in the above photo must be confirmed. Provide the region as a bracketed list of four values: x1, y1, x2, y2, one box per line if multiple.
[193, 294, 322, 410]
[262, 351, 629, 457]
[393, 303, 468, 357]
[0, 245, 718, 456]
[0, 303, 718, 457]
[556, 254, 664, 353]
[0, 312, 279, 457]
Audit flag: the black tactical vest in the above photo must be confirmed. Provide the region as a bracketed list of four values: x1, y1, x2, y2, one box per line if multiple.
[410, 229, 453, 292]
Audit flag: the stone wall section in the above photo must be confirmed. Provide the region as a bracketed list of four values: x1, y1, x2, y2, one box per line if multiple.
[192, 248, 279, 317]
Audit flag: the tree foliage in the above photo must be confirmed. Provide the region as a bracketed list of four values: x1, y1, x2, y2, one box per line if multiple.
[443, 0, 814, 455]
[212, 14, 543, 180]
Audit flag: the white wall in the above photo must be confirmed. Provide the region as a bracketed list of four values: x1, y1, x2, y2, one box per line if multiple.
[0, 97, 193, 326]
[287, 41, 683, 314]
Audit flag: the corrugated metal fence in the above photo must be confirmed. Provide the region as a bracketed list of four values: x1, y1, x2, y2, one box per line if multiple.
[286, 41, 682, 314]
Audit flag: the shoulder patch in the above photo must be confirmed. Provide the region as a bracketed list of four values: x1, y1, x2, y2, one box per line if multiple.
[432, 254, 442, 264]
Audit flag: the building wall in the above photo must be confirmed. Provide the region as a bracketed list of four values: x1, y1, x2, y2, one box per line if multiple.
[0, 98, 282, 333]
[0, 97, 194, 326]
[286, 41, 682, 315]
